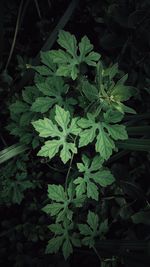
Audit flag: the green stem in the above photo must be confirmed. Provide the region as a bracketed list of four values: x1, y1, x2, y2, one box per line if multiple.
[92, 245, 102, 264]
[65, 136, 78, 191]
[65, 152, 74, 191]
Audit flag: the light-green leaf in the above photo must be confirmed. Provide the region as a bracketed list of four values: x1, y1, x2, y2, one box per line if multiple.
[32, 105, 79, 163]
[93, 170, 115, 187]
[103, 123, 128, 140]
[32, 118, 60, 137]
[47, 184, 66, 202]
[96, 127, 115, 159]
[58, 30, 77, 57]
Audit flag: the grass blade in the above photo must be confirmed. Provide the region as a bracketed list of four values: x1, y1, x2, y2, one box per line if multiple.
[0, 143, 28, 164]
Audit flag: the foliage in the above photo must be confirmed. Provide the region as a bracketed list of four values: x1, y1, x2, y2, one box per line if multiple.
[1, 1, 150, 266]
[23, 30, 136, 259]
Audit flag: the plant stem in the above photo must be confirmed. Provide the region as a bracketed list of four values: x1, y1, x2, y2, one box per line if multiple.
[92, 245, 102, 264]
[65, 136, 78, 191]
[65, 152, 74, 191]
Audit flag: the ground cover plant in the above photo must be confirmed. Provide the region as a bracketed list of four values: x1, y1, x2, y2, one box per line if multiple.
[0, 1, 150, 267]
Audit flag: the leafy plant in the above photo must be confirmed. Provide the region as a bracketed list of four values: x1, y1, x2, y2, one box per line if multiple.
[1, 1, 150, 266]
[22, 30, 136, 259]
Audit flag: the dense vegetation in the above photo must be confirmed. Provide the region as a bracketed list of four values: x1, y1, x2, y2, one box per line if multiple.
[0, 1, 150, 266]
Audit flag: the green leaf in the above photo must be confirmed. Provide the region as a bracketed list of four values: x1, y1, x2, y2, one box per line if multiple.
[82, 80, 98, 101]
[49, 49, 72, 64]
[42, 203, 64, 216]
[48, 223, 64, 235]
[31, 97, 54, 113]
[104, 109, 124, 123]
[62, 238, 73, 260]
[22, 86, 39, 104]
[103, 123, 128, 140]
[45, 236, 64, 254]
[78, 115, 97, 147]
[79, 128, 96, 147]
[75, 155, 114, 200]
[55, 105, 70, 131]
[87, 211, 99, 232]
[120, 103, 136, 114]
[78, 211, 100, 249]
[104, 63, 119, 79]
[74, 177, 86, 197]
[56, 64, 78, 80]
[36, 76, 70, 109]
[33, 105, 79, 163]
[56, 65, 71, 77]
[78, 224, 92, 236]
[31, 65, 51, 76]
[79, 36, 93, 61]
[87, 181, 99, 200]
[96, 127, 115, 159]
[20, 112, 34, 127]
[58, 30, 77, 57]
[85, 51, 101, 66]
[32, 118, 60, 137]
[47, 184, 66, 202]
[78, 113, 127, 159]
[131, 210, 150, 225]
[40, 51, 56, 71]
[112, 85, 137, 101]
[93, 170, 115, 187]
[90, 155, 104, 171]
[10, 101, 29, 114]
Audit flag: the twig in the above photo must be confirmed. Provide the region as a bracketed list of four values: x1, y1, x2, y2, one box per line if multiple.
[34, 0, 42, 20]
[4, 0, 24, 70]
